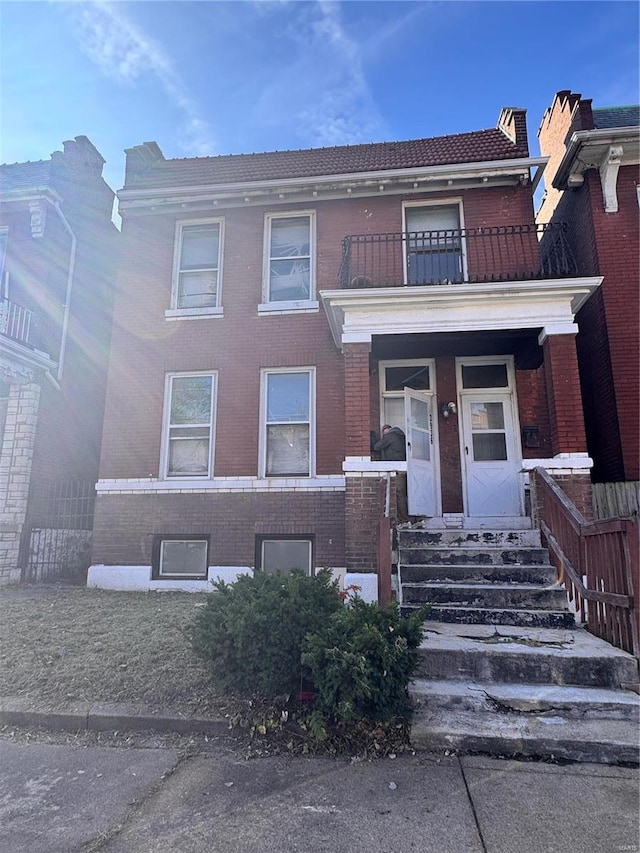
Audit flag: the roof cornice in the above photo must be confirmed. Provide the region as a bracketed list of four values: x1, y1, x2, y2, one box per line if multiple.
[553, 126, 640, 188]
[117, 156, 548, 215]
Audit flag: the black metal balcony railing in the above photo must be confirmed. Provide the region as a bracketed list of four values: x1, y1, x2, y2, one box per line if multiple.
[338, 223, 578, 289]
[0, 297, 36, 347]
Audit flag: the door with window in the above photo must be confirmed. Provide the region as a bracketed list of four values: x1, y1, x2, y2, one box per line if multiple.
[404, 389, 438, 516]
[378, 361, 440, 517]
[458, 360, 523, 517]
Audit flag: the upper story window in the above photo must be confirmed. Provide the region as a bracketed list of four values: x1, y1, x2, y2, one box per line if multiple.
[264, 213, 314, 305]
[163, 372, 216, 478]
[405, 204, 464, 285]
[261, 368, 314, 477]
[171, 220, 223, 313]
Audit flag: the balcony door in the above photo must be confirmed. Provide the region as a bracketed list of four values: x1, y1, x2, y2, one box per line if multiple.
[405, 204, 464, 285]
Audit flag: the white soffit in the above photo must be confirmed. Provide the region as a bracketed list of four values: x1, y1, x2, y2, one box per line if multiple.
[320, 278, 602, 348]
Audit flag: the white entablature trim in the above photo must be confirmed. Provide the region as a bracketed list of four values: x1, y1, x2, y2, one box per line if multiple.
[320, 278, 602, 349]
[117, 156, 548, 214]
[95, 475, 346, 495]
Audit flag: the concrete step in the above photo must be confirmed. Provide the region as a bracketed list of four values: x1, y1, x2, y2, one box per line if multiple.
[410, 679, 640, 722]
[403, 604, 575, 629]
[409, 707, 639, 765]
[397, 529, 542, 548]
[414, 623, 639, 689]
[399, 547, 550, 566]
[399, 563, 558, 585]
[402, 582, 568, 611]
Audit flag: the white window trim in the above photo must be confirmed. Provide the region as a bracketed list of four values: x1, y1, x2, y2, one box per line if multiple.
[456, 355, 515, 395]
[259, 366, 316, 478]
[262, 211, 316, 307]
[161, 371, 217, 479]
[378, 358, 436, 431]
[402, 199, 467, 285]
[170, 218, 224, 315]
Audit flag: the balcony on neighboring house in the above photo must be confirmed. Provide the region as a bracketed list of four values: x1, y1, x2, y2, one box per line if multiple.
[0, 297, 36, 348]
[338, 222, 578, 289]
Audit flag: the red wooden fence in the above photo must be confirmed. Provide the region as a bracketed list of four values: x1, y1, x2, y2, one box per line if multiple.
[532, 467, 639, 659]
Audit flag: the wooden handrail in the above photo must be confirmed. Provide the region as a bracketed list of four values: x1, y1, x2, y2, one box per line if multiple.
[533, 466, 639, 658]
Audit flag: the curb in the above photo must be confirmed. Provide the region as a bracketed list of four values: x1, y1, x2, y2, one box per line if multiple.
[0, 697, 228, 737]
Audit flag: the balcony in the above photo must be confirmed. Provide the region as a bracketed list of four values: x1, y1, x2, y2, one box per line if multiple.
[338, 223, 578, 289]
[0, 297, 36, 347]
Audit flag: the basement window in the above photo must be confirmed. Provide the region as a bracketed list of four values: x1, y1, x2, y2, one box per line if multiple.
[255, 536, 314, 576]
[152, 535, 209, 580]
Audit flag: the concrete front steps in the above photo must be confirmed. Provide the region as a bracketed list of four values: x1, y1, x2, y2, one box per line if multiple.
[398, 527, 574, 629]
[398, 527, 640, 764]
[409, 623, 640, 765]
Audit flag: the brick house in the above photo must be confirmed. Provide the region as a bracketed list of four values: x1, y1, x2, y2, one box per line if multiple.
[88, 108, 601, 597]
[0, 137, 117, 584]
[537, 91, 639, 483]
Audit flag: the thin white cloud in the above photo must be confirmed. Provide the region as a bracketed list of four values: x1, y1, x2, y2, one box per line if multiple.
[252, 1, 386, 148]
[65, 1, 215, 156]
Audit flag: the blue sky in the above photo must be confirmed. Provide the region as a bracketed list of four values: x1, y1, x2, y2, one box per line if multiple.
[1, 1, 638, 201]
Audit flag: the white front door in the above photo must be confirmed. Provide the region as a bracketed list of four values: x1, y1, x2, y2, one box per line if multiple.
[404, 388, 439, 516]
[460, 393, 523, 517]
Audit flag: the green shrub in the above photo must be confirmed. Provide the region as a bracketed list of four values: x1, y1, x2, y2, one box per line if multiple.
[302, 598, 424, 724]
[186, 569, 342, 698]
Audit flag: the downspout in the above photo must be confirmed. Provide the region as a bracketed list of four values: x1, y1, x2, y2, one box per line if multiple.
[47, 199, 76, 383]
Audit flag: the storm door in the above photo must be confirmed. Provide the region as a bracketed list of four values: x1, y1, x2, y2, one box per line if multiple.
[458, 360, 523, 517]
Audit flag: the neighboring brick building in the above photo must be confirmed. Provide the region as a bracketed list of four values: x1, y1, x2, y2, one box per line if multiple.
[537, 91, 639, 483]
[0, 137, 117, 584]
[89, 108, 600, 597]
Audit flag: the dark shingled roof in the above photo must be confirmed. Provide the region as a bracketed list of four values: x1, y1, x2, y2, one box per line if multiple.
[593, 106, 640, 130]
[126, 126, 530, 189]
[0, 160, 52, 193]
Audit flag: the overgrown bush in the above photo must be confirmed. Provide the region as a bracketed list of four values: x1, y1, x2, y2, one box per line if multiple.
[302, 598, 424, 724]
[186, 569, 342, 698]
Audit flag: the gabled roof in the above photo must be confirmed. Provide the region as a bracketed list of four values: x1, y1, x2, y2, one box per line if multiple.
[593, 106, 640, 130]
[125, 126, 530, 189]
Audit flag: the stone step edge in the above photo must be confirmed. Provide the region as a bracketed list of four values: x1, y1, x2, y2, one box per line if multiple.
[409, 712, 640, 765]
[403, 604, 572, 617]
[409, 679, 640, 714]
[401, 582, 564, 591]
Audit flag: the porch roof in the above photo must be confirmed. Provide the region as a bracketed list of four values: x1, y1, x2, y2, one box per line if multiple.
[320, 278, 602, 350]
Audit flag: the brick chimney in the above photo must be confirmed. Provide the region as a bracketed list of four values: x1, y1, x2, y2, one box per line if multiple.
[50, 135, 106, 178]
[124, 141, 165, 185]
[537, 91, 593, 224]
[498, 107, 529, 154]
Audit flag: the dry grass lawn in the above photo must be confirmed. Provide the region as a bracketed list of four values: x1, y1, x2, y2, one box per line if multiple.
[0, 586, 227, 716]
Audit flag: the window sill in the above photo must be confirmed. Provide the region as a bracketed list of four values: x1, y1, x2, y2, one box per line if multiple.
[165, 307, 223, 320]
[258, 300, 319, 315]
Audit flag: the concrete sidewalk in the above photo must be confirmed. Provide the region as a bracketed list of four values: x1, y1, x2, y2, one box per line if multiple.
[0, 738, 638, 853]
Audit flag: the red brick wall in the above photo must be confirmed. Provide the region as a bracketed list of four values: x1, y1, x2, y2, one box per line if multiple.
[589, 167, 640, 480]
[435, 356, 463, 512]
[542, 334, 587, 455]
[92, 491, 345, 568]
[344, 476, 381, 572]
[343, 343, 371, 456]
[538, 91, 639, 482]
[515, 366, 552, 459]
